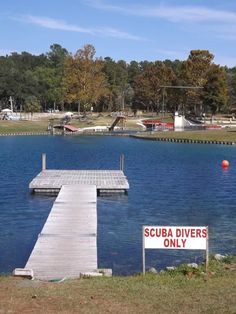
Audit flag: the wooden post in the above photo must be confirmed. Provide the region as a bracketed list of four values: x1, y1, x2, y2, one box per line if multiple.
[205, 226, 209, 275]
[42, 153, 46, 171]
[120, 154, 124, 172]
[142, 226, 145, 275]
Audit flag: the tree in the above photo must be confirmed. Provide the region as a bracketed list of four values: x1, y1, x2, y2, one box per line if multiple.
[24, 95, 41, 119]
[63, 44, 109, 111]
[47, 44, 69, 68]
[133, 62, 175, 113]
[128, 61, 141, 85]
[227, 67, 236, 111]
[202, 64, 228, 114]
[181, 50, 214, 115]
[47, 44, 69, 110]
[33, 66, 62, 110]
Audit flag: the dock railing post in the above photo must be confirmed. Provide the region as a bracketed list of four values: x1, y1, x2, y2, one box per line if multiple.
[42, 153, 46, 171]
[120, 154, 124, 172]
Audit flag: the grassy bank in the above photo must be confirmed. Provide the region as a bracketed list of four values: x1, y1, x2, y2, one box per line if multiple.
[134, 128, 236, 143]
[0, 115, 143, 134]
[0, 120, 49, 134]
[1, 257, 235, 313]
[2, 116, 236, 145]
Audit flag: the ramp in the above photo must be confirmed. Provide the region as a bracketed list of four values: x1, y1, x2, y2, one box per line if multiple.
[109, 115, 125, 131]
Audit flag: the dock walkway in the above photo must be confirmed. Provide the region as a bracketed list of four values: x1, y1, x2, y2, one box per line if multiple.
[25, 185, 98, 280]
[23, 167, 129, 280]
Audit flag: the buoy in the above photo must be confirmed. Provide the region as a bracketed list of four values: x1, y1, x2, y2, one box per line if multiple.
[221, 160, 229, 168]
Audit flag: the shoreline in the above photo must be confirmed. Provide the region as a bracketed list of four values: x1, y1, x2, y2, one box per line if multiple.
[1, 252, 235, 278]
[0, 131, 236, 146]
[0, 255, 235, 313]
[130, 134, 236, 145]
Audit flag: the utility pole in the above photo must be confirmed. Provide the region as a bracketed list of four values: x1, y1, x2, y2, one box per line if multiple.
[162, 88, 165, 119]
[9, 96, 13, 112]
[121, 91, 125, 113]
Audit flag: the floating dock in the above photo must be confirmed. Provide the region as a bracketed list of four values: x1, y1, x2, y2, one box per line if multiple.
[23, 166, 129, 280]
[29, 169, 129, 194]
[25, 185, 98, 280]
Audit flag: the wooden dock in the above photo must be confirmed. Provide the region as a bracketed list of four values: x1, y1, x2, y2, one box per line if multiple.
[25, 185, 98, 280]
[20, 163, 130, 280]
[29, 170, 129, 194]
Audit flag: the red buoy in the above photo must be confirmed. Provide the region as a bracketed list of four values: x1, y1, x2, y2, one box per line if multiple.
[221, 160, 229, 168]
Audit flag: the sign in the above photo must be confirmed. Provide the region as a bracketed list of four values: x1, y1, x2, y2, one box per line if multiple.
[142, 226, 208, 274]
[144, 226, 207, 250]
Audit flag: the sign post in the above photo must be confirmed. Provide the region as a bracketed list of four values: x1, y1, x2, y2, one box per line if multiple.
[142, 226, 146, 275]
[205, 226, 209, 274]
[142, 226, 208, 275]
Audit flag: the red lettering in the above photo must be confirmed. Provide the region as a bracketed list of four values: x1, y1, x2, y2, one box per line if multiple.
[150, 228, 155, 237]
[167, 229, 173, 237]
[196, 229, 201, 237]
[164, 239, 185, 248]
[190, 229, 196, 237]
[181, 239, 187, 247]
[144, 228, 149, 237]
[156, 229, 161, 237]
[164, 239, 169, 247]
[202, 228, 207, 238]
[170, 239, 177, 247]
[185, 229, 191, 237]
[176, 228, 181, 237]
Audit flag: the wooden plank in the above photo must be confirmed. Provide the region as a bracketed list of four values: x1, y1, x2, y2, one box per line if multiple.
[25, 185, 98, 280]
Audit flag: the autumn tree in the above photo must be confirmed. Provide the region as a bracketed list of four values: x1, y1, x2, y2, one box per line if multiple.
[181, 50, 214, 115]
[227, 67, 236, 111]
[202, 64, 228, 114]
[63, 44, 108, 111]
[133, 62, 175, 113]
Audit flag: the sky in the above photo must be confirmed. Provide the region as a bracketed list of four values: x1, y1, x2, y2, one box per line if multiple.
[0, 0, 236, 67]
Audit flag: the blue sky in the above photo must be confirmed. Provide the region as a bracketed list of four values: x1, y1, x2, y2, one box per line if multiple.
[1, 0, 236, 67]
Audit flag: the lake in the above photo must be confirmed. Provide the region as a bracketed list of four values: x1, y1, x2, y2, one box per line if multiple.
[0, 135, 235, 275]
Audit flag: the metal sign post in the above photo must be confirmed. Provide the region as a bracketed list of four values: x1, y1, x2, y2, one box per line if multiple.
[205, 226, 209, 274]
[142, 226, 145, 275]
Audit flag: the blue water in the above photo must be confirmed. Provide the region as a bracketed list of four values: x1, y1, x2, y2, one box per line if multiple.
[0, 135, 235, 275]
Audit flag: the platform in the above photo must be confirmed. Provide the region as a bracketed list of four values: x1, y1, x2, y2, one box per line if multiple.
[29, 169, 129, 194]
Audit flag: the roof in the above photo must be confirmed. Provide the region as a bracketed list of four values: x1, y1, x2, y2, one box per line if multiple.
[64, 124, 78, 132]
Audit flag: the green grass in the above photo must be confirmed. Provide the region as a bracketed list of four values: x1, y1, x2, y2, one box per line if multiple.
[135, 128, 236, 143]
[2, 115, 236, 145]
[0, 257, 235, 313]
[0, 120, 49, 134]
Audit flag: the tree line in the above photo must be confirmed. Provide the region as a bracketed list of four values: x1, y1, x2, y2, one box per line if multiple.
[0, 43, 235, 116]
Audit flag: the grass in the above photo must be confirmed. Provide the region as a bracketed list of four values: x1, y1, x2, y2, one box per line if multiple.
[0, 120, 49, 134]
[0, 257, 235, 313]
[1, 113, 236, 144]
[0, 114, 143, 134]
[134, 128, 236, 143]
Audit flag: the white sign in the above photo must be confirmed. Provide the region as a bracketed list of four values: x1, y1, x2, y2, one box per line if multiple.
[144, 226, 207, 250]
